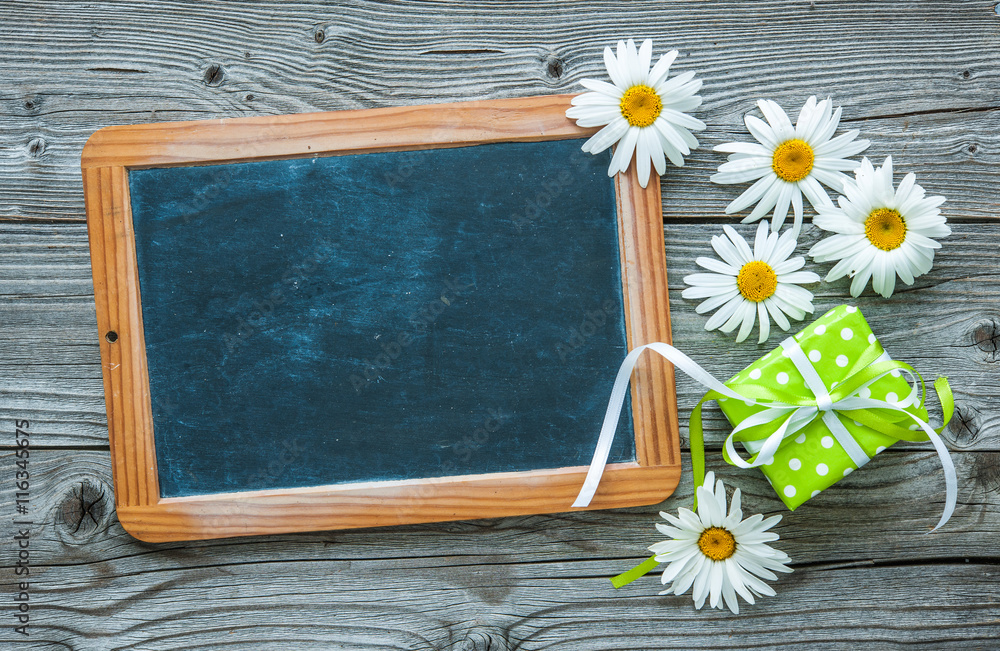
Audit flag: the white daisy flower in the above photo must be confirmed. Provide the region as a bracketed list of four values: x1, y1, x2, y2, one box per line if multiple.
[809, 155, 950, 298]
[711, 96, 870, 236]
[565, 38, 706, 188]
[650, 472, 792, 614]
[682, 221, 820, 344]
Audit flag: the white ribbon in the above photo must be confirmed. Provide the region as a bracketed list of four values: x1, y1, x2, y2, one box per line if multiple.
[572, 339, 957, 532]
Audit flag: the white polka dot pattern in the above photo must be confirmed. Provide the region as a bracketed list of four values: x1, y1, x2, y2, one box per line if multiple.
[712, 303, 924, 512]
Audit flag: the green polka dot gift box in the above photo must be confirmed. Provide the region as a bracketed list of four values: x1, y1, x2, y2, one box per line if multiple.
[715, 304, 938, 511]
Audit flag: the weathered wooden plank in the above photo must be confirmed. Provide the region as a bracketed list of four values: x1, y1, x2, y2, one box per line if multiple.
[3, 448, 994, 566]
[1, 447, 997, 648]
[2, 222, 998, 450]
[0, 1, 998, 220]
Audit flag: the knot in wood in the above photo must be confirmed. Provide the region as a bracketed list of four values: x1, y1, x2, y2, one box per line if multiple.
[458, 628, 511, 651]
[314, 28, 326, 44]
[546, 55, 564, 79]
[58, 478, 111, 541]
[971, 318, 1000, 360]
[947, 405, 981, 448]
[27, 137, 46, 158]
[203, 63, 226, 87]
[973, 452, 1000, 495]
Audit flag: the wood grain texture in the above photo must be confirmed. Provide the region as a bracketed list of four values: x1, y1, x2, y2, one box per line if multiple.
[1, 0, 999, 646]
[81, 94, 588, 168]
[1, 0, 999, 221]
[615, 170, 680, 469]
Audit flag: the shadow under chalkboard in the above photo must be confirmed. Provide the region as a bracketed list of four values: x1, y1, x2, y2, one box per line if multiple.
[130, 138, 635, 498]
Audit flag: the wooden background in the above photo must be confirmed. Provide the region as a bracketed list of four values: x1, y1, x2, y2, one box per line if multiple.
[2, 1, 999, 648]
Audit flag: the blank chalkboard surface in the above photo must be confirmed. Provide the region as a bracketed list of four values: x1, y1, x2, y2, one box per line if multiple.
[82, 94, 681, 542]
[130, 138, 635, 497]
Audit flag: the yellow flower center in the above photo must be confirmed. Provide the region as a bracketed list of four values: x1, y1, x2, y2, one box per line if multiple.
[736, 260, 778, 303]
[698, 526, 737, 561]
[864, 208, 907, 251]
[619, 85, 662, 128]
[772, 139, 815, 183]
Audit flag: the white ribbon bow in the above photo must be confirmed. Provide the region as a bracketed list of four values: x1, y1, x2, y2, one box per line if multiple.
[572, 338, 957, 532]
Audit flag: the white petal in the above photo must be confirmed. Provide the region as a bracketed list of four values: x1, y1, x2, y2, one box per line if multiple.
[800, 175, 834, 210]
[653, 120, 689, 167]
[625, 39, 642, 87]
[696, 256, 740, 275]
[757, 99, 795, 142]
[722, 175, 777, 216]
[757, 302, 770, 343]
[778, 271, 820, 284]
[645, 127, 667, 176]
[764, 298, 791, 331]
[608, 127, 640, 176]
[697, 485, 724, 527]
[770, 182, 794, 233]
[566, 106, 620, 128]
[579, 78, 623, 98]
[637, 38, 653, 79]
[695, 290, 741, 313]
[602, 45, 627, 89]
[753, 220, 769, 259]
[722, 225, 755, 263]
[570, 91, 622, 107]
[709, 561, 724, 609]
[786, 186, 804, 238]
[661, 107, 706, 131]
[744, 114, 778, 149]
[581, 117, 629, 154]
[711, 234, 748, 268]
[714, 141, 772, 157]
[735, 302, 757, 342]
[704, 295, 746, 331]
[655, 69, 696, 97]
[635, 128, 651, 188]
[647, 50, 678, 87]
[809, 102, 841, 145]
[722, 580, 740, 615]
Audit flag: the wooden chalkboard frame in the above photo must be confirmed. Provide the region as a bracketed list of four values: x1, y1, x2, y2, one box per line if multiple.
[81, 94, 681, 542]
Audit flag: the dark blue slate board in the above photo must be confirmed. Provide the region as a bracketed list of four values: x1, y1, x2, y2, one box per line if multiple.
[129, 138, 635, 498]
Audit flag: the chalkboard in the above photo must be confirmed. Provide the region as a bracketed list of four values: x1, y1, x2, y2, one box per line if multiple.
[82, 95, 680, 541]
[130, 138, 635, 497]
